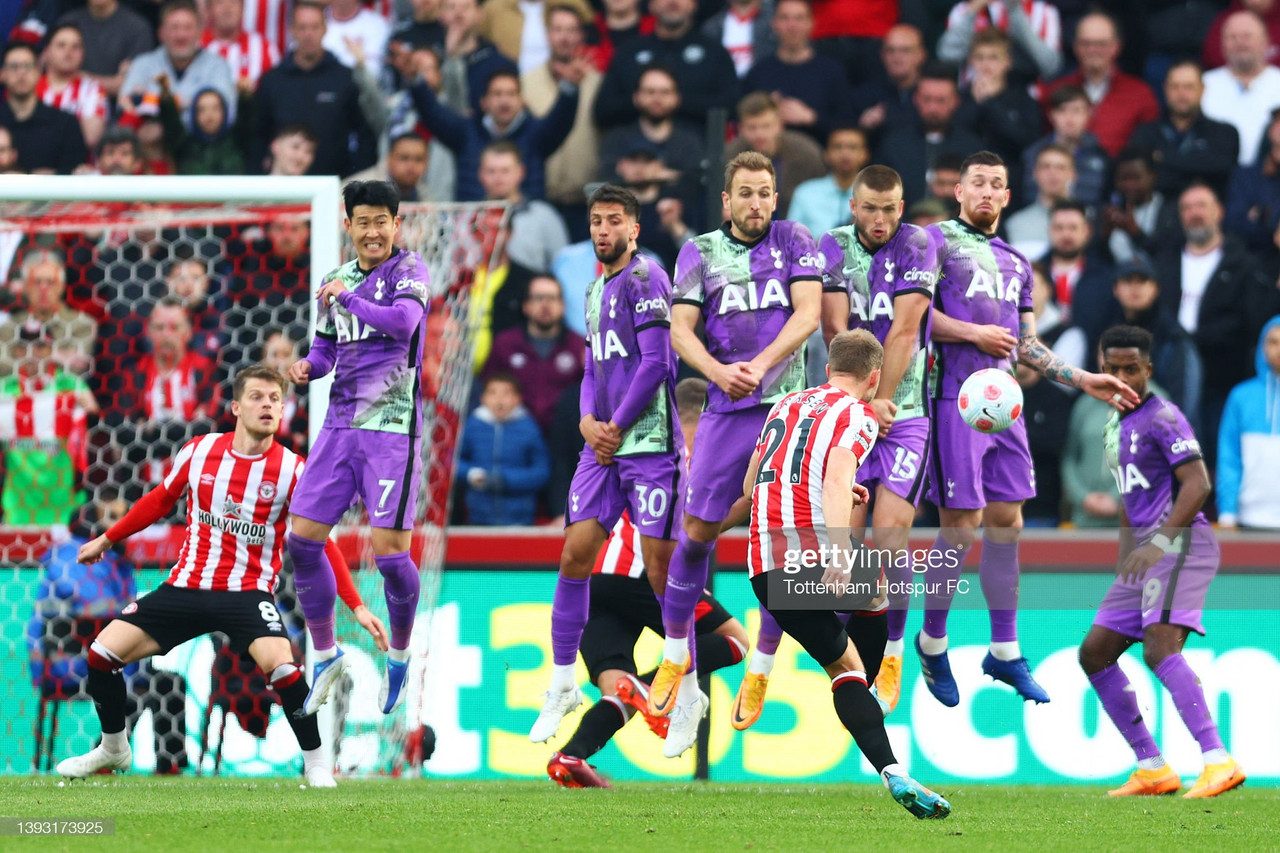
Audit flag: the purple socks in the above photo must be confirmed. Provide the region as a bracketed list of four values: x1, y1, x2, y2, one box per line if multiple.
[551, 575, 590, 666]
[885, 554, 914, 642]
[1089, 664, 1161, 761]
[375, 551, 420, 651]
[756, 607, 783, 656]
[1155, 654, 1224, 753]
[662, 530, 714, 643]
[287, 532, 337, 650]
[978, 539, 1020, 644]
[922, 533, 964, 639]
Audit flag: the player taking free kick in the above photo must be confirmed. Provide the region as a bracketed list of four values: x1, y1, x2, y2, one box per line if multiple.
[745, 329, 949, 819]
[58, 367, 387, 787]
[286, 180, 432, 717]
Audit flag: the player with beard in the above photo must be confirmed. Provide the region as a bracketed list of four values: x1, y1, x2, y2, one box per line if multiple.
[529, 184, 684, 745]
[650, 151, 821, 758]
[915, 151, 1136, 708]
[731, 165, 942, 727]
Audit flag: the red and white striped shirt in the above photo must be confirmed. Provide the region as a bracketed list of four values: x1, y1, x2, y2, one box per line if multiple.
[243, 0, 292, 59]
[946, 0, 1060, 54]
[163, 432, 304, 593]
[202, 30, 279, 87]
[36, 75, 107, 121]
[594, 512, 644, 578]
[747, 385, 878, 577]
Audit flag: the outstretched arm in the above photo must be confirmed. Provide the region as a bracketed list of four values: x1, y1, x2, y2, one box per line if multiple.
[78, 484, 181, 563]
[327, 539, 388, 651]
[336, 291, 426, 341]
[931, 308, 1016, 356]
[1017, 311, 1139, 407]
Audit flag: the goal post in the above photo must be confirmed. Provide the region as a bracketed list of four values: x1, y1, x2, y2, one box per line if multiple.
[0, 176, 504, 777]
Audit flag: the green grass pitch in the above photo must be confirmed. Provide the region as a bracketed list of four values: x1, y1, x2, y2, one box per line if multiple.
[1, 777, 1276, 851]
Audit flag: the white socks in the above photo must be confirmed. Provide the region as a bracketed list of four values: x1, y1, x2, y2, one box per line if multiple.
[313, 646, 337, 662]
[676, 671, 699, 706]
[389, 647, 410, 664]
[550, 663, 577, 692]
[884, 638, 905, 657]
[880, 763, 908, 785]
[747, 651, 775, 677]
[1203, 748, 1230, 765]
[989, 641, 1021, 661]
[918, 632, 948, 655]
[301, 747, 327, 774]
[1137, 755, 1167, 771]
[662, 636, 690, 666]
[101, 730, 128, 754]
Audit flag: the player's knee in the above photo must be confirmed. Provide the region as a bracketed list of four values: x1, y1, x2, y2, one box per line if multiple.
[682, 515, 719, 543]
[1141, 642, 1175, 672]
[1078, 643, 1108, 675]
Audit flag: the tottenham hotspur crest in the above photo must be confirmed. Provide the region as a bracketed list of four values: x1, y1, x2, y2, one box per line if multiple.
[884, 261, 896, 282]
[608, 294, 617, 319]
[771, 247, 783, 269]
[1130, 430, 1140, 454]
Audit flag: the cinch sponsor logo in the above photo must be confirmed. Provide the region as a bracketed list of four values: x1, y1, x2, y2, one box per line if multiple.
[1171, 438, 1201, 454]
[797, 254, 821, 268]
[902, 268, 936, 284]
[633, 297, 667, 314]
[197, 510, 267, 544]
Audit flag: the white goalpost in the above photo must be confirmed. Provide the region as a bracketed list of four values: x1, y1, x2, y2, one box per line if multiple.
[0, 176, 504, 778]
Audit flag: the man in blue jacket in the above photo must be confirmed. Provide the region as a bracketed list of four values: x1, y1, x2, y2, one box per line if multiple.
[410, 65, 584, 201]
[1217, 316, 1280, 529]
[459, 372, 551, 525]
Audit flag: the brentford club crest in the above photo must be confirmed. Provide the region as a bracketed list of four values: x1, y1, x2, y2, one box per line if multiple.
[122, 602, 138, 615]
[259, 482, 277, 501]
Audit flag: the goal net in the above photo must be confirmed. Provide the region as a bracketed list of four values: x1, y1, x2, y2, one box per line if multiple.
[0, 176, 504, 777]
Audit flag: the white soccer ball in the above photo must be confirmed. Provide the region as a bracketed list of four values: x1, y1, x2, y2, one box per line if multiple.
[957, 368, 1023, 434]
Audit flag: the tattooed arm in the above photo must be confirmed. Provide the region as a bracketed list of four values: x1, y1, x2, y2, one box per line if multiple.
[1017, 311, 1139, 408]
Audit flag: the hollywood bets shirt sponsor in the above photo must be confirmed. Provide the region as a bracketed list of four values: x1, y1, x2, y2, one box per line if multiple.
[583, 252, 679, 457]
[926, 218, 1032, 400]
[316, 248, 431, 435]
[1105, 394, 1211, 541]
[674, 221, 821, 413]
[820, 222, 941, 420]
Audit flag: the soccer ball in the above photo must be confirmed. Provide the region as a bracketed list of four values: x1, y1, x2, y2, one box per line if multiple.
[957, 368, 1023, 434]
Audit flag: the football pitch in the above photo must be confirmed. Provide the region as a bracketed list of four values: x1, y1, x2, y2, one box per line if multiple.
[2, 777, 1277, 851]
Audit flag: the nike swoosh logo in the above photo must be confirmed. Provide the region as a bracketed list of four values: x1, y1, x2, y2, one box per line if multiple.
[374, 510, 393, 518]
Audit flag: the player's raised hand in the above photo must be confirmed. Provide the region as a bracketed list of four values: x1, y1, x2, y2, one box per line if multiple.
[77, 535, 112, 565]
[288, 359, 312, 386]
[971, 324, 1017, 357]
[354, 605, 390, 652]
[1080, 371, 1140, 410]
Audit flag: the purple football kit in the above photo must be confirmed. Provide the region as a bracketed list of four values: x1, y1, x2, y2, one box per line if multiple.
[674, 220, 822, 523]
[820, 221, 940, 505]
[1094, 395, 1219, 638]
[925, 218, 1035, 510]
[291, 248, 431, 530]
[564, 252, 684, 540]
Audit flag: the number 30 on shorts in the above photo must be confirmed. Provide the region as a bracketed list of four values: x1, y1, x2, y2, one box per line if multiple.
[634, 484, 669, 519]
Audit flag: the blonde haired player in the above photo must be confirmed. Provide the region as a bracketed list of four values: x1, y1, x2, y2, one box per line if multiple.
[744, 329, 950, 819]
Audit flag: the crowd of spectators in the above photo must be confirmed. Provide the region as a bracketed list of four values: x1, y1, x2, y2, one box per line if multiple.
[3, 0, 1280, 531]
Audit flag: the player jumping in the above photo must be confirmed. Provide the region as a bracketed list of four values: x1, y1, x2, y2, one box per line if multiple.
[548, 379, 749, 787]
[746, 329, 950, 818]
[653, 151, 820, 752]
[733, 164, 942, 725]
[58, 367, 387, 787]
[286, 180, 431, 717]
[529, 184, 685, 746]
[1080, 325, 1245, 798]
[917, 151, 1137, 707]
